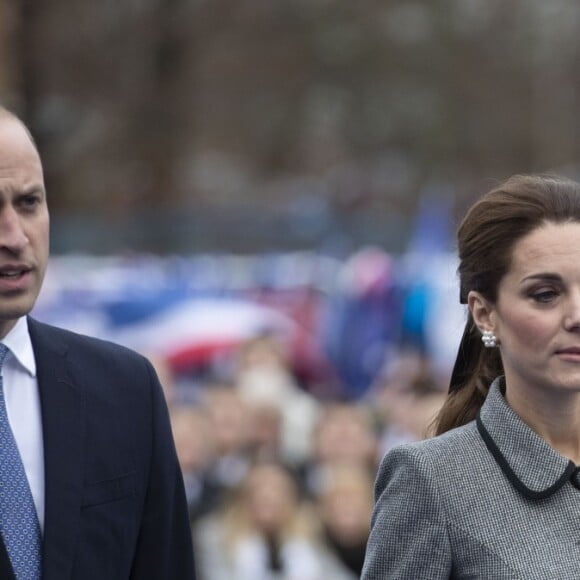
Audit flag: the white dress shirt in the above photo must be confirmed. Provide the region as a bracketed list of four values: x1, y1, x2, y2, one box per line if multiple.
[2, 317, 45, 532]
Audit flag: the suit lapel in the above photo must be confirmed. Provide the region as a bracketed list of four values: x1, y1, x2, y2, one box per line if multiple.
[0, 537, 15, 579]
[28, 319, 84, 580]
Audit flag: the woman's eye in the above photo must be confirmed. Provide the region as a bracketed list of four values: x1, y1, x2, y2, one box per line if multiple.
[531, 290, 558, 303]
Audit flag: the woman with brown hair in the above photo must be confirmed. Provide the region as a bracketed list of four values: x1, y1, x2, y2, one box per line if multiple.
[362, 174, 580, 579]
[194, 460, 325, 580]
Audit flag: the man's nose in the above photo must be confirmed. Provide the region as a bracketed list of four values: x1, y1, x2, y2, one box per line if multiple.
[0, 208, 28, 252]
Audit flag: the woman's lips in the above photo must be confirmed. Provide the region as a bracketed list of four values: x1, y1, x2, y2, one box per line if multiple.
[556, 347, 580, 361]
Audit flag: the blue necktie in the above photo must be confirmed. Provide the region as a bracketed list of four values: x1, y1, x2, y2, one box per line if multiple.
[0, 344, 42, 579]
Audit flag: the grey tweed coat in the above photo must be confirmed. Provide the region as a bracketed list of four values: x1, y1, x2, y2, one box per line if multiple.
[362, 379, 580, 579]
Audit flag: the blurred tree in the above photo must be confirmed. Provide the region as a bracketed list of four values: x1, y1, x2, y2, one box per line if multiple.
[0, 0, 19, 103]
[1, 0, 580, 253]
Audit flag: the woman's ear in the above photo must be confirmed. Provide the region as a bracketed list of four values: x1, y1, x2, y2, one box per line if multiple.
[467, 290, 495, 333]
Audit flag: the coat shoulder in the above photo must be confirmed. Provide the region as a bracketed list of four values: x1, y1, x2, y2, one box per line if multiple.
[388, 421, 480, 463]
[28, 318, 157, 393]
[28, 317, 148, 364]
[377, 421, 487, 498]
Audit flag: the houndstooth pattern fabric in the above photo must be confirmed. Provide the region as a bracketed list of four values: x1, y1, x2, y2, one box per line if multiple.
[0, 344, 42, 579]
[362, 379, 580, 579]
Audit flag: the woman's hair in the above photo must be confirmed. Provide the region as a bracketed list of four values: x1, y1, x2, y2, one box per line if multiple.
[434, 174, 580, 435]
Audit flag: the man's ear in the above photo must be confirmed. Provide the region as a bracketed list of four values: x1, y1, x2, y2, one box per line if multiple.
[467, 290, 495, 333]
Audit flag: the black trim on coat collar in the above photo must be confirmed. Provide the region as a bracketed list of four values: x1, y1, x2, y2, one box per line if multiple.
[476, 411, 576, 500]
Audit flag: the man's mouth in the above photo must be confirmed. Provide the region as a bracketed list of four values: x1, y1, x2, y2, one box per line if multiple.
[0, 271, 25, 279]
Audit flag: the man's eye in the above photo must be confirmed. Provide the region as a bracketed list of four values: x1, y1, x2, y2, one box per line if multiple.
[21, 196, 40, 208]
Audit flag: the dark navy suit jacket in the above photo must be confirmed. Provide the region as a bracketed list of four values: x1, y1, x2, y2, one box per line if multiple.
[0, 318, 195, 579]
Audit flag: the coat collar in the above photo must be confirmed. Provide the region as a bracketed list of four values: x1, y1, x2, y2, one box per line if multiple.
[477, 378, 578, 500]
[28, 317, 84, 580]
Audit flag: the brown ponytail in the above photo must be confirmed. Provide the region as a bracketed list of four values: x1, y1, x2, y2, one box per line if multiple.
[432, 314, 503, 435]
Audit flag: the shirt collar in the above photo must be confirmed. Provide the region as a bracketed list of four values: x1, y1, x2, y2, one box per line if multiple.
[1, 317, 37, 377]
[477, 378, 576, 499]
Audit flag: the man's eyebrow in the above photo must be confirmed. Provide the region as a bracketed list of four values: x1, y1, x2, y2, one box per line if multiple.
[19, 186, 45, 196]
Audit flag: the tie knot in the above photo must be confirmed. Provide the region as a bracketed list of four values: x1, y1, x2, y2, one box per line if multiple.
[0, 344, 10, 371]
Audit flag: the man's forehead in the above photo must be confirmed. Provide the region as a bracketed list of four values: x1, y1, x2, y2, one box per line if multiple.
[0, 108, 23, 132]
[0, 105, 16, 120]
[0, 116, 39, 151]
[0, 112, 38, 150]
[0, 117, 44, 189]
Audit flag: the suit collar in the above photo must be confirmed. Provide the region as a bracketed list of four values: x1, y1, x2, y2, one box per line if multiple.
[28, 317, 84, 580]
[477, 378, 576, 499]
[2, 317, 36, 376]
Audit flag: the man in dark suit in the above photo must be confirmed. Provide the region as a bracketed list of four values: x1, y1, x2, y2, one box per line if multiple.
[0, 106, 196, 579]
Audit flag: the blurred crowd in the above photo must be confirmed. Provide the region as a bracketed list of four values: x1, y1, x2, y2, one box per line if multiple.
[33, 247, 461, 578]
[160, 334, 446, 580]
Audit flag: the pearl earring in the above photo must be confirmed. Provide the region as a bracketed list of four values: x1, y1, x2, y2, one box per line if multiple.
[481, 330, 497, 348]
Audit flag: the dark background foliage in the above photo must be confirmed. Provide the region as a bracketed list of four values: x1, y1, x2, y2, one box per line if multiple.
[2, 0, 579, 253]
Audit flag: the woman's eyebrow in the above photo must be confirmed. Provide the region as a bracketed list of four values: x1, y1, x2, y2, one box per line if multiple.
[520, 272, 562, 283]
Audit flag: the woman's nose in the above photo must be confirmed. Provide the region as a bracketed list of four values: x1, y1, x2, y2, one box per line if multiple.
[564, 292, 580, 331]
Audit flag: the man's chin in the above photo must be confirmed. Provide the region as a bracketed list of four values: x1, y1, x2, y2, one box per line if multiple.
[0, 301, 37, 333]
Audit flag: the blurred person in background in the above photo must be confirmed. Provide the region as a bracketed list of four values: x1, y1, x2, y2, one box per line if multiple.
[194, 460, 325, 580]
[244, 400, 284, 461]
[363, 175, 580, 579]
[147, 352, 177, 407]
[200, 384, 253, 502]
[315, 462, 374, 579]
[372, 349, 446, 454]
[235, 335, 320, 466]
[303, 402, 378, 496]
[0, 106, 194, 578]
[322, 247, 401, 400]
[171, 405, 219, 521]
